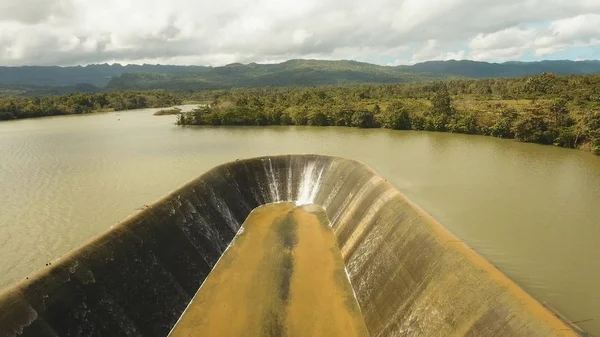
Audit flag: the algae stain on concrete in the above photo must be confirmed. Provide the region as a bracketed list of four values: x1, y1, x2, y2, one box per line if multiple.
[169, 202, 369, 337]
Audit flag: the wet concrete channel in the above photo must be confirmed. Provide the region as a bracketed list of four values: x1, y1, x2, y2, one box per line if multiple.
[169, 202, 370, 337]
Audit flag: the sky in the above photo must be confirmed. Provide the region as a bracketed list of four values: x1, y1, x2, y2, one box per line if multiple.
[0, 0, 599, 66]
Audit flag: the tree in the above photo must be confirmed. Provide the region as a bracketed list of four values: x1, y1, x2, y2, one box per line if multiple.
[448, 112, 480, 134]
[351, 110, 376, 128]
[307, 110, 329, 126]
[550, 99, 570, 126]
[554, 126, 578, 149]
[426, 85, 455, 131]
[330, 106, 354, 126]
[512, 108, 555, 144]
[373, 104, 381, 113]
[582, 111, 600, 154]
[381, 101, 411, 130]
[490, 108, 518, 138]
[288, 107, 308, 125]
[0, 111, 15, 120]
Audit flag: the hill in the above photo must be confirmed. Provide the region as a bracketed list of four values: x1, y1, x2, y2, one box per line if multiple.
[411, 60, 600, 78]
[104, 59, 600, 90]
[1, 59, 600, 95]
[105, 60, 445, 90]
[0, 64, 206, 87]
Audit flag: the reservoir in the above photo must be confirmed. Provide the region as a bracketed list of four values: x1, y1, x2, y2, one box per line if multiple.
[0, 106, 599, 335]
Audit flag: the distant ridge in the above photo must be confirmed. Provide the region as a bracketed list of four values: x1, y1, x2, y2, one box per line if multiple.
[1, 59, 599, 94]
[410, 59, 600, 78]
[0, 64, 207, 87]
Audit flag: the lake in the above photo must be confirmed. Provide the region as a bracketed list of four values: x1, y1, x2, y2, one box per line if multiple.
[1, 106, 599, 335]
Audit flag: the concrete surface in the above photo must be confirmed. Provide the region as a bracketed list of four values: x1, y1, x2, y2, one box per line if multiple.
[0, 155, 585, 336]
[168, 203, 369, 337]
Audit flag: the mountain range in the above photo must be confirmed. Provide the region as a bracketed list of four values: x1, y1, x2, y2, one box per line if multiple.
[1, 59, 600, 95]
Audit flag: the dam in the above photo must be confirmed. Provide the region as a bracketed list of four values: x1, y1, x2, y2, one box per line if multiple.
[169, 203, 370, 337]
[0, 155, 587, 336]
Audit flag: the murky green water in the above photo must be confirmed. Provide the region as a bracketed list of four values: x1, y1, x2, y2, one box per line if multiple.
[1, 106, 599, 335]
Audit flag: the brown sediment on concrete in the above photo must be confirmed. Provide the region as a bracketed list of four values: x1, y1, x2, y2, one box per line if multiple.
[169, 203, 369, 337]
[0, 155, 586, 337]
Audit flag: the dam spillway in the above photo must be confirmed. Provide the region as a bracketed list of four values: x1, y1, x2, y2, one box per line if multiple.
[0, 155, 584, 336]
[169, 203, 369, 337]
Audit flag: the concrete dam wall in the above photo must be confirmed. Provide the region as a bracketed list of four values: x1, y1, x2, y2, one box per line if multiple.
[0, 155, 583, 336]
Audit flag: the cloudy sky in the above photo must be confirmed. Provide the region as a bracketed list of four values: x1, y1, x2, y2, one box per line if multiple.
[1, 0, 599, 66]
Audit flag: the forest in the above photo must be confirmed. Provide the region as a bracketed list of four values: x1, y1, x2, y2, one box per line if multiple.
[0, 90, 181, 120]
[1, 72, 600, 155]
[177, 73, 600, 155]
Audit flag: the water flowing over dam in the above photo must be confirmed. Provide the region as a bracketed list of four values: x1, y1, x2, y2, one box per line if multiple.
[0, 155, 586, 336]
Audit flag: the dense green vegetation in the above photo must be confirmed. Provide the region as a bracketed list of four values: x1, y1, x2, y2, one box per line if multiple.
[2, 60, 600, 95]
[105, 60, 600, 91]
[154, 107, 182, 116]
[410, 60, 600, 78]
[105, 60, 446, 91]
[0, 64, 201, 87]
[2, 69, 600, 155]
[0, 83, 102, 97]
[178, 73, 600, 155]
[0, 90, 181, 120]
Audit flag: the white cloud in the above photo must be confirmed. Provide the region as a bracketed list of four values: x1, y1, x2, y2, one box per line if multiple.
[0, 0, 599, 65]
[465, 13, 600, 61]
[467, 27, 536, 61]
[0, 0, 74, 24]
[469, 27, 536, 51]
[532, 14, 600, 56]
[411, 40, 441, 62]
[444, 50, 468, 60]
[540, 14, 600, 46]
